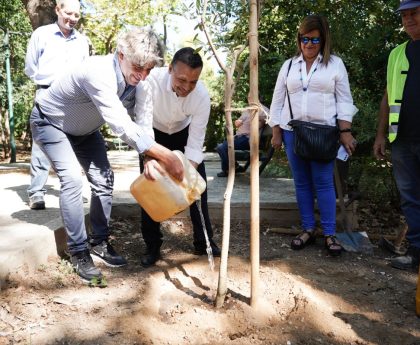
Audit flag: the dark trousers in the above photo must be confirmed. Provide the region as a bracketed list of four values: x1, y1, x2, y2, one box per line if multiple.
[31, 106, 113, 254]
[140, 126, 213, 250]
[216, 134, 250, 172]
[391, 138, 420, 248]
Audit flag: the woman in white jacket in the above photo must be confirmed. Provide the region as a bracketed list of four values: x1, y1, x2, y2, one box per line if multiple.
[269, 15, 358, 256]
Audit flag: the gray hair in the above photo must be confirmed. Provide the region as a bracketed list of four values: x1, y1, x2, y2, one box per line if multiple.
[116, 27, 165, 67]
[56, 0, 80, 9]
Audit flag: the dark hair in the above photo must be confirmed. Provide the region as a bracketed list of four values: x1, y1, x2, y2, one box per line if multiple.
[171, 47, 203, 69]
[296, 15, 332, 65]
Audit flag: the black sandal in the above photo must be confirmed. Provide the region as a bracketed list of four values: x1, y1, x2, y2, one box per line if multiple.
[291, 231, 316, 250]
[325, 235, 342, 256]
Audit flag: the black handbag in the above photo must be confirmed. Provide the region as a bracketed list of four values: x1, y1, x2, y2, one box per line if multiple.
[285, 59, 339, 163]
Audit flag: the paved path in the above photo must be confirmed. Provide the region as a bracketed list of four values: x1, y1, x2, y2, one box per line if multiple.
[0, 150, 297, 286]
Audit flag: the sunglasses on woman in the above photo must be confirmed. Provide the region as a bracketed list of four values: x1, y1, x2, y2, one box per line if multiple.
[300, 36, 321, 45]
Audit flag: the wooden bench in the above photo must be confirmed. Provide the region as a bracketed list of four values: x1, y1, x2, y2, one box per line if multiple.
[112, 138, 129, 151]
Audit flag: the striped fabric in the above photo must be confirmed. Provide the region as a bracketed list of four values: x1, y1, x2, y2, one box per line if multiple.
[36, 53, 155, 153]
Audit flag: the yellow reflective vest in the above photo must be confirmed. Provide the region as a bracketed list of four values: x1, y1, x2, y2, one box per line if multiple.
[387, 41, 409, 143]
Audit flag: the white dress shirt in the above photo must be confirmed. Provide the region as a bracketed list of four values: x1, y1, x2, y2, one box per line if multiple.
[269, 54, 358, 130]
[236, 104, 269, 136]
[36, 54, 155, 153]
[135, 67, 211, 164]
[25, 23, 89, 86]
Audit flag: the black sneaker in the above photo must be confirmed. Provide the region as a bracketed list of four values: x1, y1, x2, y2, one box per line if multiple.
[194, 241, 221, 257]
[391, 246, 420, 271]
[29, 195, 45, 210]
[140, 246, 161, 268]
[70, 250, 102, 283]
[217, 171, 228, 177]
[90, 241, 128, 267]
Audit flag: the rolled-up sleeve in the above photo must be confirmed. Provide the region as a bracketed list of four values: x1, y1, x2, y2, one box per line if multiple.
[24, 30, 39, 81]
[269, 59, 289, 127]
[335, 59, 358, 122]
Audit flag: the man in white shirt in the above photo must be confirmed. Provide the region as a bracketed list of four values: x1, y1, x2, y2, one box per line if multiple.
[31, 27, 184, 283]
[135, 47, 220, 267]
[25, 0, 89, 210]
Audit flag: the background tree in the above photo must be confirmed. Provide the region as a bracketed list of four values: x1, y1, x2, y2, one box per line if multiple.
[80, 0, 178, 55]
[21, 0, 56, 29]
[0, 0, 180, 159]
[0, 0, 32, 160]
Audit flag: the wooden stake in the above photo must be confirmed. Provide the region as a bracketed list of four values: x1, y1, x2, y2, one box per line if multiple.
[249, 0, 260, 309]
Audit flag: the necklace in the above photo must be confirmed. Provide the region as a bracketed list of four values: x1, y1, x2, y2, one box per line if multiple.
[299, 59, 319, 92]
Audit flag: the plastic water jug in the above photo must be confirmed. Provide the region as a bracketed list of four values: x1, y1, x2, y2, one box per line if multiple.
[130, 150, 206, 222]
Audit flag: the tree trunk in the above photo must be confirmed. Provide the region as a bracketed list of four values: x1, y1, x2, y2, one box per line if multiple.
[214, 72, 235, 308]
[0, 107, 6, 160]
[200, 0, 248, 308]
[0, 108, 11, 160]
[163, 15, 167, 47]
[21, 0, 57, 30]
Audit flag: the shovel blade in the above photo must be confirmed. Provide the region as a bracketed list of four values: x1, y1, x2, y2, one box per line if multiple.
[336, 231, 373, 254]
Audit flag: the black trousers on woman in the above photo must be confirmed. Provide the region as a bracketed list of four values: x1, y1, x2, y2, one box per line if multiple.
[139, 126, 213, 251]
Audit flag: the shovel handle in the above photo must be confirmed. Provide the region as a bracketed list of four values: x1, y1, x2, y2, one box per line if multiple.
[394, 224, 408, 248]
[334, 163, 347, 227]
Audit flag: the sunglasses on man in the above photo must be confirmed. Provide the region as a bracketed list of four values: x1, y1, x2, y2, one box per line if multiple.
[300, 36, 321, 45]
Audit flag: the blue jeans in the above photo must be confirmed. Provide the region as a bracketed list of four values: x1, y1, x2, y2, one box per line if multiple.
[27, 140, 50, 198]
[216, 135, 250, 172]
[391, 139, 420, 248]
[30, 106, 113, 254]
[283, 130, 336, 235]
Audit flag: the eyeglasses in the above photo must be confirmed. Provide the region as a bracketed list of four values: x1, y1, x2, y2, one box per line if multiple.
[300, 36, 321, 45]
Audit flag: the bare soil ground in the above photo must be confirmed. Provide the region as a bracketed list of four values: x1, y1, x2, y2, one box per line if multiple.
[1, 216, 420, 345]
[1, 147, 420, 344]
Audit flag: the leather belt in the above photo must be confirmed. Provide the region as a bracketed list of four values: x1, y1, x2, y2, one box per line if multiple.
[35, 103, 45, 119]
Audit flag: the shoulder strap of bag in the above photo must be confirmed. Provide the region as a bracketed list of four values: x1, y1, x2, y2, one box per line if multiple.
[286, 58, 294, 120]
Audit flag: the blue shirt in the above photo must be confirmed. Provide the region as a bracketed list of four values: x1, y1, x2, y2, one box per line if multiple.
[25, 23, 89, 86]
[35, 54, 155, 153]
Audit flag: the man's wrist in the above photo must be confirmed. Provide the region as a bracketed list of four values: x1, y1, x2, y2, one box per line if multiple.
[375, 133, 386, 141]
[339, 128, 352, 133]
[273, 125, 281, 133]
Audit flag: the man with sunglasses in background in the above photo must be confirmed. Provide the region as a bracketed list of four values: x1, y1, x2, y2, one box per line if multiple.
[31, 27, 184, 283]
[25, 0, 89, 210]
[374, 0, 420, 271]
[135, 47, 221, 268]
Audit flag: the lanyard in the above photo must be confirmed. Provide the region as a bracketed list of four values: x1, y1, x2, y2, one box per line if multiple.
[300, 59, 319, 92]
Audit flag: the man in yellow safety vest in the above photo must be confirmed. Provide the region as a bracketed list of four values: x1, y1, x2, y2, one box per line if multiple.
[374, 0, 420, 270]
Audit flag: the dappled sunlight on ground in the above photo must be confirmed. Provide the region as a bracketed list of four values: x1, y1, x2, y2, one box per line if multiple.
[1, 218, 420, 344]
